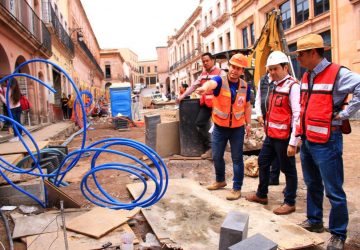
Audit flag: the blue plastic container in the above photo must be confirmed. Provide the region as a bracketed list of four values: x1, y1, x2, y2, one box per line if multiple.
[109, 82, 132, 119]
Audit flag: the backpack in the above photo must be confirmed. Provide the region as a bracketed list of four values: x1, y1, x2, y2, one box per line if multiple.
[20, 95, 30, 111]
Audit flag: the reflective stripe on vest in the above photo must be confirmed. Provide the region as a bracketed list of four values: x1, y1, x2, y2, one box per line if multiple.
[295, 63, 341, 143]
[212, 76, 247, 128]
[265, 75, 297, 139]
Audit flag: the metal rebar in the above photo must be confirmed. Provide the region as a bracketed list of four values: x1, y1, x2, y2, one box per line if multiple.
[60, 200, 69, 250]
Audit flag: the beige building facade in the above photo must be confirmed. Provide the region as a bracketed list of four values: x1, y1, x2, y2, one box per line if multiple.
[232, 0, 360, 77]
[118, 48, 139, 86]
[138, 60, 158, 87]
[168, 6, 203, 95]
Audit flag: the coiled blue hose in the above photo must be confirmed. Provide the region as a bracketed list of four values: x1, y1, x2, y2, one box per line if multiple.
[0, 59, 168, 209]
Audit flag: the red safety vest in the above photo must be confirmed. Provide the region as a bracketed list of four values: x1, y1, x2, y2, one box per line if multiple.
[296, 63, 341, 143]
[212, 76, 247, 128]
[266, 75, 298, 140]
[199, 66, 222, 107]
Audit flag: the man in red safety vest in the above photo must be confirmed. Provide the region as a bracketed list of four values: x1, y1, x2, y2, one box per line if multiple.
[246, 51, 300, 215]
[177, 52, 223, 159]
[294, 34, 360, 250]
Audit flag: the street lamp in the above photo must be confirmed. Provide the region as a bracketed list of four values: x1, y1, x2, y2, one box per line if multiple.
[69, 27, 83, 42]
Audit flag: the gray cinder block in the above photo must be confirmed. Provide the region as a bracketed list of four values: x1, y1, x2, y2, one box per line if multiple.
[219, 211, 249, 250]
[228, 233, 277, 250]
[145, 114, 161, 150]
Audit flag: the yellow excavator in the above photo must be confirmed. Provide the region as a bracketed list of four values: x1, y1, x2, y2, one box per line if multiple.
[213, 10, 292, 89]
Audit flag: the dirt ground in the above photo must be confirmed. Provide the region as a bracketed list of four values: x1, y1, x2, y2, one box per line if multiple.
[0, 109, 359, 249]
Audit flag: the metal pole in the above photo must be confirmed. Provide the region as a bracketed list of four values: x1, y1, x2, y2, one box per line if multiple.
[60, 200, 69, 250]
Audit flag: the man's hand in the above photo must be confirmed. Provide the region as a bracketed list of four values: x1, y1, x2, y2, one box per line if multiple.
[287, 145, 296, 156]
[196, 86, 206, 95]
[245, 124, 251, 138]
[257, 116, 264, 126]
[175, 97, 182, 104]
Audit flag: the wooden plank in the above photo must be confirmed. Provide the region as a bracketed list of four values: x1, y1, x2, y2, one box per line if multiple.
[12, 209, 87, 238]
[168, 155, 202, 160]
[0, 141, 49, 155]
[25, 223, 138, 250]
[0, 154, 27, 185]
[0, 180, 44, 206]
[66, 206, 140, 238]
[44, 180, 81, 209]
[127, 179, 324, 250]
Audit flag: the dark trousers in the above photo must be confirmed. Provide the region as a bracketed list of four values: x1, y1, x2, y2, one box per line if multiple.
[62, 106, 68, 119]
[195, 105, 212, 149]
[270, 157, 281, 182]
[10, 106, 22, 137]
[256, 136, 297, 205]
[68, 108, 73, 119]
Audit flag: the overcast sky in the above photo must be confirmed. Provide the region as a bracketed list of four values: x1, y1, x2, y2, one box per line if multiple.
[81, 0, 199, 61]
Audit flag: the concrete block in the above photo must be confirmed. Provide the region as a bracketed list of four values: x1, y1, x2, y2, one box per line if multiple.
[156, 121, 180, 157]
[145, 114, 161, 150]
[228, 233, 277, 250]
[219, 211, 249, 250]
[0, 180, 44, 206]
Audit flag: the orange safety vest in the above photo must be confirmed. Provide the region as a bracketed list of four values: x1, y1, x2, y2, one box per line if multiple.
[199, 66, 222, 108]
[296, 63, 341, 143]
[265, 75, 298, 140]
[212, 76, 247, 128]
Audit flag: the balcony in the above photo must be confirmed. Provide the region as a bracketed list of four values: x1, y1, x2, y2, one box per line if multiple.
[78, 39, 104, 76]
[200, 23, 214, 37]
[42, 2, 74, 56]
[0, 0, 52, 56]
[169, 48, 202, 72]
[212, 8, 230, 28]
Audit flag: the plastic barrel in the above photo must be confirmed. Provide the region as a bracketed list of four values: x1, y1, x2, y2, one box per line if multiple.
[179, 99, 207, 156]
[145, 114, 161, 150]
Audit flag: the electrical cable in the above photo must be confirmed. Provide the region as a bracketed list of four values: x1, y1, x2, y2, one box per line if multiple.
[0, 209, 13, 250]
[0, 58, 168, 209]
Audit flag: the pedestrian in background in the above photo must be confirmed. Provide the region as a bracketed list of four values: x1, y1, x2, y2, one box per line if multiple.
[196, 53, 252, 201]
[176, 52, 223, 159]
[295, 33, 360, 250]
[61, 93, 69, 120]
[0, 78, 23, 142]
[132, 92, 141, 121]
[67, 94, 74, 120]
[179, 83, 190, 99]
[246, 51, 299, 215]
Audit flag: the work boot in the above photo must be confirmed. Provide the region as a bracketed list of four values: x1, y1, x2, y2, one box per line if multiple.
[201, 149, 212, 159]
[298, 220, 325, 233]
[207, 181, 227, 190]
[226, 189, 241, 200]
[273, 203, 296, 215]
[327, 234, 345, 250]
[245, 193, 268, 205]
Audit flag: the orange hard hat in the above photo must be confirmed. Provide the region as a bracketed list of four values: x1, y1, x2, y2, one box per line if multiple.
[229, 53, 248, 68]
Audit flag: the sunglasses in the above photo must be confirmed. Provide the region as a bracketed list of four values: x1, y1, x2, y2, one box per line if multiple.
[296, 50, 312, 57]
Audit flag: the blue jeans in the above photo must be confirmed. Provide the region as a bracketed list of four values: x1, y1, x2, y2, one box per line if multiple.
[11, 106, 22, 137]
[212, 124, 245, 190]
[300, 130, 348, 240]
[256, 136, 297, 205]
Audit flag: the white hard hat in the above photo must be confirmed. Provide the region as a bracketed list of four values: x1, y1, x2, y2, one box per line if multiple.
[266, 51, 289, 67]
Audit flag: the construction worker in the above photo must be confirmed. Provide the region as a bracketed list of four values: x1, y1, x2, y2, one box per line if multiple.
[254, 72, 281, 185]
[196, 53, 252, 201]
[245, 51, 300, 215]
[295, 34, 360, 250]
[176, 52, 223, 159]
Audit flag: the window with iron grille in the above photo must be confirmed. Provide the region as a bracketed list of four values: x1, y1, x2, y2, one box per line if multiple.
[250, 23, 255, 45]
[314, 0, 329, 16]
[295, 0, 309, 24]
[242, 27, 248, 48]
[280, 1, 291, 30]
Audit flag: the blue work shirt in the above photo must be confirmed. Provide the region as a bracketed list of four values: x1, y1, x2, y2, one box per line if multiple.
[212, 75, 251, 104]
[307, 58, 360, 125]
